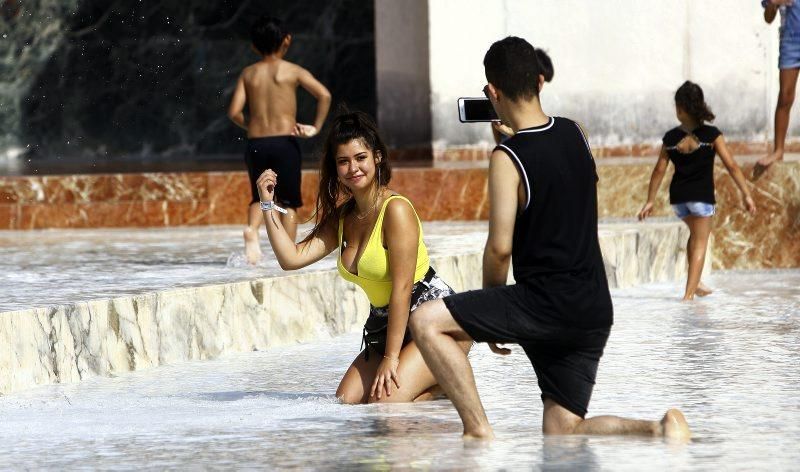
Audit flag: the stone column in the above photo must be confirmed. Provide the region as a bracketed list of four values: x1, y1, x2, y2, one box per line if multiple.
[374, 0, 432, 163]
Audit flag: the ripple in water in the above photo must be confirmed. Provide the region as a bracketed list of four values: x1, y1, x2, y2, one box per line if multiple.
[0, 270, 798, 469]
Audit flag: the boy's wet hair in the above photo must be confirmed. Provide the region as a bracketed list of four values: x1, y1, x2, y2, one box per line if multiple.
[484, 36, 548, 101]
[251, 16, 288, 55]
[675, 81, 715, 122]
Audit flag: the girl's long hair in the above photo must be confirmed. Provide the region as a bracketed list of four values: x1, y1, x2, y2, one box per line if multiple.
[675, 81, 715, 122]
[301, 110, 392, 244]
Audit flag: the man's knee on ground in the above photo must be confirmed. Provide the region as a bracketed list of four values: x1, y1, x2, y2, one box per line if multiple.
[542, 419, 580, 435]
[542, 398, 583, 435]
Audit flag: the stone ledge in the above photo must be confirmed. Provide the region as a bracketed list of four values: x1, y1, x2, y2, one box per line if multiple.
[0, 222, 697, 395]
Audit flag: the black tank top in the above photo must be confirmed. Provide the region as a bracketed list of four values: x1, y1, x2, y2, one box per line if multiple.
[663, 124, 721, 204]
[496, 116, 612, 327]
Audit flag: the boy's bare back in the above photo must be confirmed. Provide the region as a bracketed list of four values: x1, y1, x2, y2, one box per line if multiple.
[229, 58, 329, 139]
[241, 59, 299, 138]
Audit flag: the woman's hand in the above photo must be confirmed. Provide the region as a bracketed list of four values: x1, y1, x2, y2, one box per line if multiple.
[292, 123, 318, 138]
[256, 169, 277, 202]
[743, 194, 757, 215]
[638, 201, 654, 221]
[370, 356, 400, 400]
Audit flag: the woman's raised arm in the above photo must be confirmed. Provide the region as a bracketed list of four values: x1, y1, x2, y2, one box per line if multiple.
[257, 169, 339, 270]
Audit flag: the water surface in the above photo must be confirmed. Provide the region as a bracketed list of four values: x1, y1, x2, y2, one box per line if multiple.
[1, 271, 797, 469]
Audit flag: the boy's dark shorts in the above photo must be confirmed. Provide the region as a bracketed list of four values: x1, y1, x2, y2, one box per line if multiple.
[245, 136, 303, 208]
[443, 282, 612, 418]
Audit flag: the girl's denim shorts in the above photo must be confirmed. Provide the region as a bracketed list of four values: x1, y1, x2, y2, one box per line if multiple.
[672, 201, 715, 219]
[779, 36, 800, 69]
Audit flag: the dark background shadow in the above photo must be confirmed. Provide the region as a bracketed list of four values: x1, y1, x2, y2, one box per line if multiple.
[10, 0, 375, 175]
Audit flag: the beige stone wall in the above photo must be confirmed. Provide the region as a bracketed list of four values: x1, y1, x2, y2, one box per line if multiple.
[597, 157, 799, 270]
[1, 222, 696, 395]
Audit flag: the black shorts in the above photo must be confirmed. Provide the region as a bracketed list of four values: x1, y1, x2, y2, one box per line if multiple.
[245, 136, 303, 208]
[443, 281, 612, 418]
[361, 268, 455, 360]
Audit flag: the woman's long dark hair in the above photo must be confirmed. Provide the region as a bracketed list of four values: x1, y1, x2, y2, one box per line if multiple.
[301, 110, 392, 244]
[675, 81, 715, 122]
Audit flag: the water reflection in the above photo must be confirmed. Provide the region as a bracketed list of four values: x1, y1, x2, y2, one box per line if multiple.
[0, 271, 798, 469]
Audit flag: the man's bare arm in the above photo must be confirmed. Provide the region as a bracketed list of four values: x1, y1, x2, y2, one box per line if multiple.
[227, 74, 247, 131]
[483, 149, 519, 288]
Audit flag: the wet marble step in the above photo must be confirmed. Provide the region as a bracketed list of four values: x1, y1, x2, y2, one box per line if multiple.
[0, 220, 701, 394]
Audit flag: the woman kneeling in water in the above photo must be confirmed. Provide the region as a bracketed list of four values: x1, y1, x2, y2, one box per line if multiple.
[256, 111, 471, 403]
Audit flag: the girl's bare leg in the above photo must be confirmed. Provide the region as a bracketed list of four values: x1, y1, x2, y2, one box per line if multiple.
[682, 215, 713, 301]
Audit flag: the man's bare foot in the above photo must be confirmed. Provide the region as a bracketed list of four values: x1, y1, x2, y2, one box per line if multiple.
[753, 150, 784, 180]
[696, 283, 713, 297]
[682, 294, 695, 301]
[243, 227, 262, 265]
[660, 409, 691, 442]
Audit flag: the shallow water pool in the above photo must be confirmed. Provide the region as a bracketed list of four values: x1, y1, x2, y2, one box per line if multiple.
[0, 270, 798, 469]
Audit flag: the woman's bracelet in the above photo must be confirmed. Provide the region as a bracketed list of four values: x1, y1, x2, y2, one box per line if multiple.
[260, 200, 288, 214]
[383, 355, 399, 363]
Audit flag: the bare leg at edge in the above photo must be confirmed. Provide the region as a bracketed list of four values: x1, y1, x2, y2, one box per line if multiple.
[756, 68, 799, 178]
[410, 299, 495, 440]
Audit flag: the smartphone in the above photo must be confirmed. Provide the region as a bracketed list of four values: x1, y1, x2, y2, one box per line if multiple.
[457, 97, 499, 122]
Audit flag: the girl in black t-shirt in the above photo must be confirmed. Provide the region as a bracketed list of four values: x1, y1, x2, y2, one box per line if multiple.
[638, 81, 756, 301]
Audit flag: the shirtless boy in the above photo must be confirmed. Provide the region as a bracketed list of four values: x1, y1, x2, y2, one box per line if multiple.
[228, 15, 331, 263]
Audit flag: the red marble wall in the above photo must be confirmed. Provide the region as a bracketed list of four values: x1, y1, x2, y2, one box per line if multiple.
[1, 159, 797, 269]
[0, 167, 489, 229]
[433, 140, 800, 161]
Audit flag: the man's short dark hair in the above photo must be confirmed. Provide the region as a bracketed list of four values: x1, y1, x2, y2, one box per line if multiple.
[251, 16, 288, 55]
[484, 36, 543, 101]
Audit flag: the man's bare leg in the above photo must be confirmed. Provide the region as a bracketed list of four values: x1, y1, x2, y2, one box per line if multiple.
[410, 299, 494, 440]
[244, 202, 263, 264]
[756, 68, 800, 178]
[543, 399, 691, 441]
[682, 215, 712, 301]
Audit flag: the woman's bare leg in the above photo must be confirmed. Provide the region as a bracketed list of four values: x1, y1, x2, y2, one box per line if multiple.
[336, 351, 381, 404]
[369, 340, 472, 404]
[336, 339, 470, 404]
